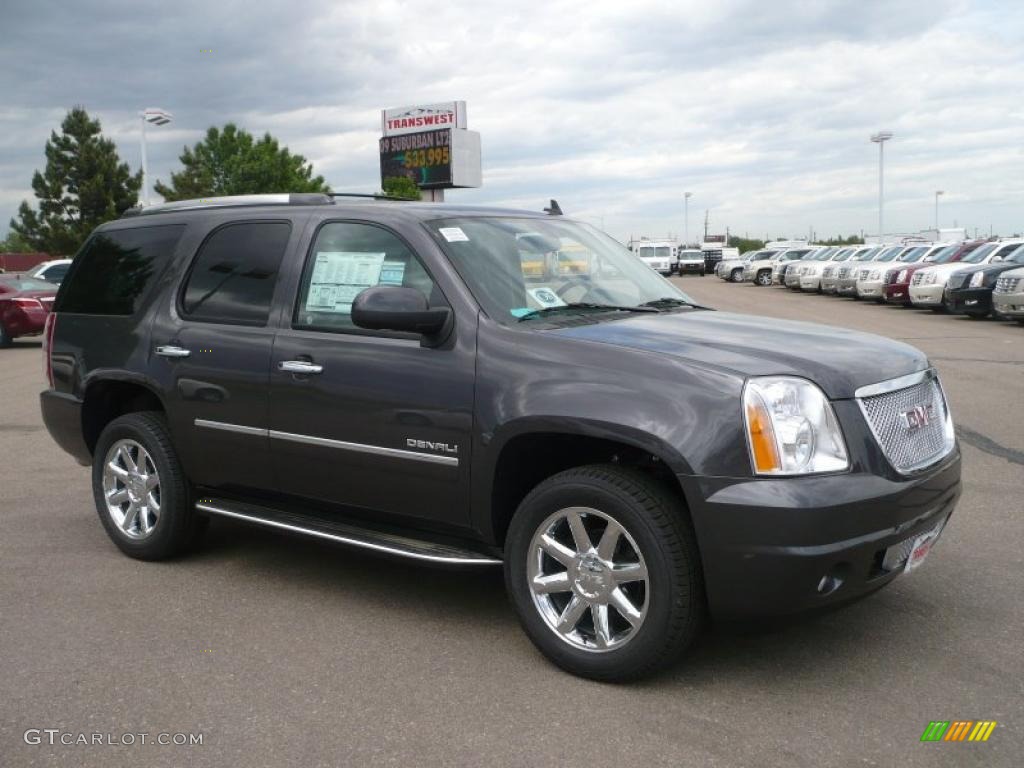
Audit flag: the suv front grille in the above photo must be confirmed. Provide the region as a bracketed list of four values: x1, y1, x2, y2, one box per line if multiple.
[947, 273, 970, 290]
[837, 267, 849, 279]
[995, 276, 1020, 293]
[859, 269, 869, 280]
[857, 373, 953, 474]
[911, 272, 925, 286]
[822, 267, 834, 278]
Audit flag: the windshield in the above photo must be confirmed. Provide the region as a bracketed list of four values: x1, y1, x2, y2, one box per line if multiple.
[814, 247, 837, 260]
[429, 218, 696, 324]
[850, 248, 875, 262]
[961, 243, 999, 264]
[679, 250, 702, 259]
[0, 276, 55, 292]
[874, 246, 902, 262]
[831, 249, 852, 261]
[927, 244, 960, 264]
[899, 246, 928, 262]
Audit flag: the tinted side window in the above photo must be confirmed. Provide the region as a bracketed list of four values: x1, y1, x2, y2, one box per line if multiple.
[181, 222, 291, 326]
[57, 225, 185, 315]
[293, 222, 441, 334]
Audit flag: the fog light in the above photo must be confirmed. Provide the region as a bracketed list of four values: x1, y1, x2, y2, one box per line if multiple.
[817, 563, 850, 595]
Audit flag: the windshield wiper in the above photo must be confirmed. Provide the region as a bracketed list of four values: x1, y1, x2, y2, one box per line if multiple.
[638, 297, 707, 310]
[517, 302, 659, 321]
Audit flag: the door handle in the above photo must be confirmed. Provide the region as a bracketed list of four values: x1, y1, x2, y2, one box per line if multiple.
[155, 345, 191, 359]
[279, 360, 323, 375]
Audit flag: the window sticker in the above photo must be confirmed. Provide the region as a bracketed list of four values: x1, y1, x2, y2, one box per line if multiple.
[307, 251, 386, 314]
[439, 227, 469, 243]
[378, 260, 407, 286]
[528, 286, 566, 308]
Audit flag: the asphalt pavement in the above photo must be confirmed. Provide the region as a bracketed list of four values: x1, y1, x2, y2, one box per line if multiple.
[1, 277, 1021, 767]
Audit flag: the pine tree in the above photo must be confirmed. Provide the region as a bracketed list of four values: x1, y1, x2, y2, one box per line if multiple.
[154, 124, 329, 201]
[10, 107, 141, 255]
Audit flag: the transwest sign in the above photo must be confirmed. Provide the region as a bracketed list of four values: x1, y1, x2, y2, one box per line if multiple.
[381, 101, 467, 137]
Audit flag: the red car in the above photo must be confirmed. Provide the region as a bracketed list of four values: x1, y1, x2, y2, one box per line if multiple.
[0, 274, 57, 347]
[882, 241, 985, 305]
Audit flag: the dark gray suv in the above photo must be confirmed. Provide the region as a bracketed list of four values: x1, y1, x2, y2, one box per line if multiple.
[40, 193, 961, 681]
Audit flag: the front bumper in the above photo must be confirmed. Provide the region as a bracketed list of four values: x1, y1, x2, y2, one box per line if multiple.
[884, 281, 912, 304]
[799, 274, 821, 291]
[909, 283, 944, 306]
[677, 262, 704, 274]
[856, 279, 886, 299]
[835, 277, 859, 295]
[945, 287, 993, 315]
[820, 276, 839, 293]
[993, 289, 1024, 318]
[682, 451, 961, 620]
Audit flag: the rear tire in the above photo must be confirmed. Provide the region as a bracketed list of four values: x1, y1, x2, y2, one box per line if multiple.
[730, 269, 743, 283]
[92, 411, 204, 560]
[505, 464, 704, 682]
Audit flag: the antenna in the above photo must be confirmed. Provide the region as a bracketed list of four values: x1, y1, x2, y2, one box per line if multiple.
[544, 199, 563, 216]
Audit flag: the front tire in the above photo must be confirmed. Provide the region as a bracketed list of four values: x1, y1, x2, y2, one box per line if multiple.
[92, 411, 205, 560]
[505, 465, 703, 681]
[756, 270, 772, 286]
[730, 269, 743, 283]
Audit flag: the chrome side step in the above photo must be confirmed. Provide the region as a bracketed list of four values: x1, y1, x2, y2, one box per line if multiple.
[196, 499, 502, 566]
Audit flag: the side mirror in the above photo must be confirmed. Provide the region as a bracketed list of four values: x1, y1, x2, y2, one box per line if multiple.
[351, 285, 450, 337]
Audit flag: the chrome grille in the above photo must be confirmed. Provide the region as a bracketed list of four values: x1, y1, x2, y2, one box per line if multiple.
[995, 276, 1020, 293]
[911, 272, 925, 286]
[947, 272, 970, 290]
[859, 269, 869, 280]
[823, 267, 834, 278]
[858, 372, 953, 474]
[837, 267, 849, 279]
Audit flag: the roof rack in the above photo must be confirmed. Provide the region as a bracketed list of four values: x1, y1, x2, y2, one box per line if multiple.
[121, 193, 337, 217]
[121, 191, 418, 217]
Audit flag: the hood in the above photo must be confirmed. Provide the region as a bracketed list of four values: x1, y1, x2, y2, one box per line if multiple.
[549, 310, 928, 400]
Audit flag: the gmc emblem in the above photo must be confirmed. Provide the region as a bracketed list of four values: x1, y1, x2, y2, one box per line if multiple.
[901, 404, 935, 431]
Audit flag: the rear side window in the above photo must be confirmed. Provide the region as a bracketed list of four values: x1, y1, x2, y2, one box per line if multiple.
[56, 225, 185, 315]
[181, 222, 291, 326]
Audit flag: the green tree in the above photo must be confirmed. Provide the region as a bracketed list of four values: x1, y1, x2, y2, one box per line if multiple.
[728, 236, 765, 253]
[381, 176, 422, 200]
[0, 230, 32, 252]
[155, 124, 329, 200]
[9, 107, 141, 255]
[820, 234, 865, 246]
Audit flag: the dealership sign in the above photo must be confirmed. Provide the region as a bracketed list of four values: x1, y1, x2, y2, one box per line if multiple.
[379, 127, 481, 189]
[381, 101, 467, 137]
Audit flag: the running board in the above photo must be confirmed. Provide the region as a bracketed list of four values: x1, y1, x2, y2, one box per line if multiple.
[196, 499, 502, 566]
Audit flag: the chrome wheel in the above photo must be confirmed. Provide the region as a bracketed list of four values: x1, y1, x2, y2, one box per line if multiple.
[527, 507, 648, 652]
[102, 439, 161, 539]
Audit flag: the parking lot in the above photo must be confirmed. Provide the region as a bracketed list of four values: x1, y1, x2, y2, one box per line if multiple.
[1, 277, 1021, 767]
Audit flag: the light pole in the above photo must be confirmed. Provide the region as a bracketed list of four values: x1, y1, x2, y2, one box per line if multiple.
[934, 190, 944, 231]
[870, 131, 893, 238]
[139, 108, 173, 206]
[684, 192, 692, 246]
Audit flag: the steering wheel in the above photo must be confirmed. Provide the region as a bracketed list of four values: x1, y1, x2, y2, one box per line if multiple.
[555, 278, 591, 299]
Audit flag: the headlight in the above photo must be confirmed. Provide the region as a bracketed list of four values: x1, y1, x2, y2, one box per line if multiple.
[969, 271, 985, 288]
[744, 377, 849, 475]
[897, 269, 908, 282]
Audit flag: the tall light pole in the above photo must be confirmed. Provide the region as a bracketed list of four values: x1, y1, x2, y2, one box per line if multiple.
[684, 192, 692, 246]
[139, 108, 173, 206]
[870, 131, 893, 238]
[934, 190, 944, 231]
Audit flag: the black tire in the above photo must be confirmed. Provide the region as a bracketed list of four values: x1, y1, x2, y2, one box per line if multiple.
[504, 464, 704, 682]
[0, 322, 12, 348]
[92, 411, 204, 560]
[965, 311, 988, 320]
[730, 269, 743, 283]
[755, 270, 772, 286]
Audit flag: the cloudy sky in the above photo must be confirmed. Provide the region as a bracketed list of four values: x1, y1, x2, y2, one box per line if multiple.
[2, 0, 1023, 243]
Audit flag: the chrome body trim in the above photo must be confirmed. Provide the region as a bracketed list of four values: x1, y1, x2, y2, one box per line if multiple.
[268, 429, 459, 466]
[853, 368, 936, 399]
[194, 419, 269, 436]
[196, 503, 499, 565]
[192, 420, 460, 466]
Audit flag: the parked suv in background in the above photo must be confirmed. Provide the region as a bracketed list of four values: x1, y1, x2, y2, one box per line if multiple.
[788, 247, 837, 290]
[992, 265, 1024, 323]
[29, 258, 74, 286]
[882, 243, 955, 305]
[853, 245, 906, 300]
[745, 247, 811, 286]
[818, 247, 855, 293]
[910, 240, 1020, 311]
[718, 249, 775, 282]
[675, 248, 705, 276]
[40, 194, 962, 681]
[834, 246, 880, 296]
[945, 243, 1024, 318]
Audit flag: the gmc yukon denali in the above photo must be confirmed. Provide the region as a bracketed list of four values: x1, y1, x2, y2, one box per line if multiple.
[40, 194, 962, 681]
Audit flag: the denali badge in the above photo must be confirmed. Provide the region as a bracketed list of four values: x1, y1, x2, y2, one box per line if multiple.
[406, 438, 458, 455]
[901, 404, 935, 431]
